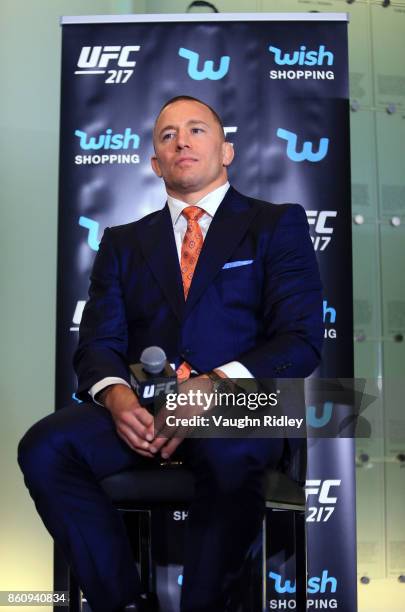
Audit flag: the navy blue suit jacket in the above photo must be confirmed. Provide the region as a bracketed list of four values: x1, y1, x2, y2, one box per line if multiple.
[74, 187, 323, 478]
[75, 186, 323, 391]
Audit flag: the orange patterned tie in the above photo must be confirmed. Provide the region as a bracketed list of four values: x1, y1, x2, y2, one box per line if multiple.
[180, 206, 205, 298]
[177, 205, 205, 382]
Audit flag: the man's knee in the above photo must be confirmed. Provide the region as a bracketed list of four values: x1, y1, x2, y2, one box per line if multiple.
[18, 403, 139, 492]
[187, 438, 283, 497]
[214, 455, 257, 496]
[18, 407, 90, 490]
[18, 412, 69, 492]
[193, 445, 260, 496]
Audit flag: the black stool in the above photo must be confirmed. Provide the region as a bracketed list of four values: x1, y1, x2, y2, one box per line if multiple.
[68, 462, 307, 612]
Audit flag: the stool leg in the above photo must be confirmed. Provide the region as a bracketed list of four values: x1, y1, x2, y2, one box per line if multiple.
[262, 513, 267, 612]
[138, 511, 153, 594]
[294, 510, 307, 612]
[68, 570, 81, 612]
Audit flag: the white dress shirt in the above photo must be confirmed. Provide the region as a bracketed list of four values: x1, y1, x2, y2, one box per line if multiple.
[89, 181, 252, 402]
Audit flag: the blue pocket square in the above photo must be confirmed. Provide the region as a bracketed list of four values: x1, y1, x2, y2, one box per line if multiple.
[222, 260, 254, 270]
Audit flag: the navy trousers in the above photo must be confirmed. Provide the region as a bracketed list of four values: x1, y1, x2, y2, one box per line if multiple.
[18, 403, 283, 612]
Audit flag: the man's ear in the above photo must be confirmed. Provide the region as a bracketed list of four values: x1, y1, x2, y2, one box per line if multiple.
[222, 141, 235, 167]
[151, 155, 162, 178]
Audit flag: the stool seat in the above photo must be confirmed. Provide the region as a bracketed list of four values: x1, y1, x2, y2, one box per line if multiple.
[100, 463, 305, 509]
[100, 464, 195, 508]
[263, 469, 305, 507]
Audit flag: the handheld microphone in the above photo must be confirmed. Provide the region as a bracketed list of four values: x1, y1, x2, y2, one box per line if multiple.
[129, 346, 178, 406]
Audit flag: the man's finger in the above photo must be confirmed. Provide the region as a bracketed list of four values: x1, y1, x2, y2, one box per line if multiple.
[152, 421, 190, 454]
[120, 410, 155, 442]
[150, 418, 183, 452]
[117, 432, 154, 458]
[117, 423, 154, 456]
[160, 435, 185, 459]
[133, 406, 154, 428]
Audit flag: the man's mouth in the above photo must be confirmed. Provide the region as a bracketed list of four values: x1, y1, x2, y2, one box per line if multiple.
[176, 157, 198, 165]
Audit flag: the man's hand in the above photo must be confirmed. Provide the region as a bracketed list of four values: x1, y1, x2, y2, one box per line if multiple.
[100, 384, 155, 458]
[100, 371, 229, 459]
[152, 371, 228, 459]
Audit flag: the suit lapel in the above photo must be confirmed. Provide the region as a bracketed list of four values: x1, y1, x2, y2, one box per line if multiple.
[135, 204, 184, 322]
[185, 187, 259, 317]
[135, 189, 260, 322]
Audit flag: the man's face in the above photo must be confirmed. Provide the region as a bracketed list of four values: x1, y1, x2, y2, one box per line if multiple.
[151, 100, 234, 201]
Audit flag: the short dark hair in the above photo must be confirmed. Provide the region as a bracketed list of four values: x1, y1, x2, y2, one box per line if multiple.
[155, 95, 225, 139]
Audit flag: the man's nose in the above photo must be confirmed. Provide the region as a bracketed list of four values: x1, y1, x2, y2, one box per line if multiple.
[176, 129, 191, 149]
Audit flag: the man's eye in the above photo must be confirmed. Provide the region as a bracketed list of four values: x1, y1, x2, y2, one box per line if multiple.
[191, 127, 204, 134]
[162, 133, 175, 141]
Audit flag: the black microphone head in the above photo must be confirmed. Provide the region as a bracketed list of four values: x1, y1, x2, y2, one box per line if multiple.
[140, 346, 167, 375]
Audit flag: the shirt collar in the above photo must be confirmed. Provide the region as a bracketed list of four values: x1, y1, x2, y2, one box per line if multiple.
[167, 182, 230, 227]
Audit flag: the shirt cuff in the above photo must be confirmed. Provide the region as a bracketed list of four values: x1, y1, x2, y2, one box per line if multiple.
[216, 361, 253, 379]
[89, 377, 131, 405]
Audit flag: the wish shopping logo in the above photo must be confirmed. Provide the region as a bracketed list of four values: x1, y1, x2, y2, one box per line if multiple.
[269, 570, 337, 594]
[268, 44, 334, 66]
[307, 402, 333, 429]
[74, 128, 140, 166]
[79, 217, 100, 251]
[178, 47, 230, 80]
[267, 43, 335, 81]
[75, 128, 140, 151]
[277, 128, 329, 162]
[323, 299, 337, 340]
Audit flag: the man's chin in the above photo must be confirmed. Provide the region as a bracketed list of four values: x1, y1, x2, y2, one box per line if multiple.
[166, 173, 225, 199]
[170, 179, 202, 195]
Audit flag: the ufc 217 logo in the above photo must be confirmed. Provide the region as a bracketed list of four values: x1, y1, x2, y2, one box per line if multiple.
[305, 479, 341, 523]
[75, 45, 140, 84]
[306, 210, 337, 252]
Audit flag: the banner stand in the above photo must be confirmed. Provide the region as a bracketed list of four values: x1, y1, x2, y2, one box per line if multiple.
[57, 13, 353, 611]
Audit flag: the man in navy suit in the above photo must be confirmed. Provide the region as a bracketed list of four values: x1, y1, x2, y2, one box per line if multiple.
[18, 96, 323, 612]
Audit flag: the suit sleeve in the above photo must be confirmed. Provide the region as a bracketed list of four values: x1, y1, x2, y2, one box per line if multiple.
[73, 227, 130, 401]
[238, 204, 324, 379]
